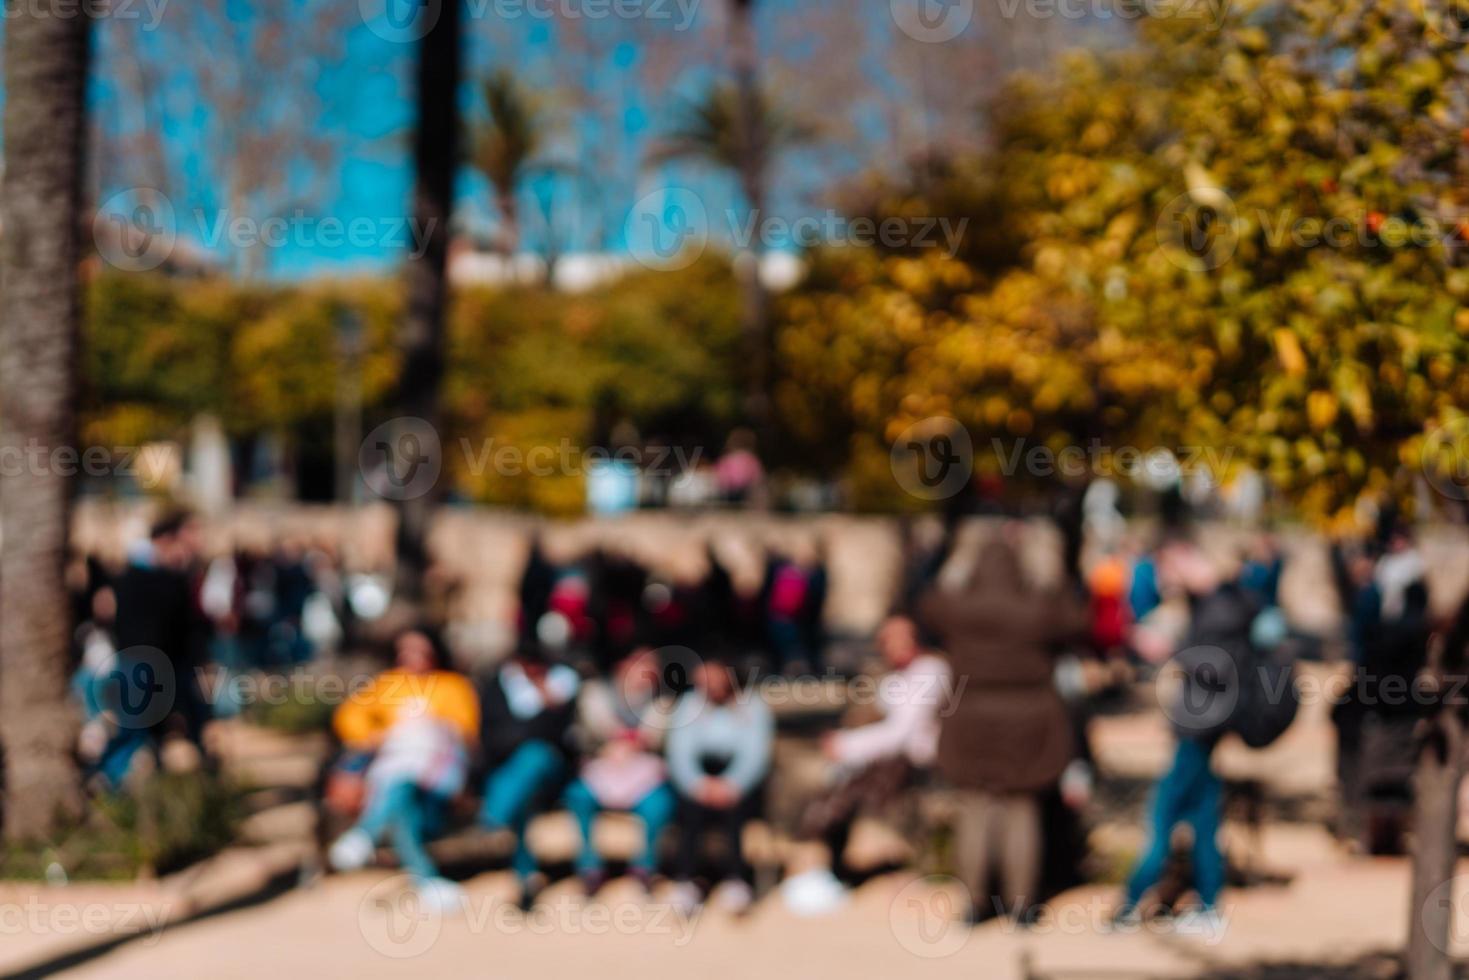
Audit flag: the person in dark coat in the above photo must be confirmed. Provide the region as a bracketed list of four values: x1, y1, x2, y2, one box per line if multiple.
[476, 644, 581, 908]
[917, 530, 1089, 920]
[517, 534, 558, 647]
[111, 510, 209, 750]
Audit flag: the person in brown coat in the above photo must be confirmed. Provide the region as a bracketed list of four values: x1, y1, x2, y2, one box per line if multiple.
[918, 531, 1089, 920]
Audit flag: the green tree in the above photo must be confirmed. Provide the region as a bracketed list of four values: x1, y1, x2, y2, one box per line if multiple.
[469, 69, 548, 258]
[777, 0, 1469, 523]
[649, 0, 811, 437]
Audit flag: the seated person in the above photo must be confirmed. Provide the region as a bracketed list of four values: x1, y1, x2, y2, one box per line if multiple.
[564, 647, 678, 894]
[476, 643, 581, 909]
[327, 629, 480, 912]
[667, 658, 773, 913]
[801, 615, 950, 884]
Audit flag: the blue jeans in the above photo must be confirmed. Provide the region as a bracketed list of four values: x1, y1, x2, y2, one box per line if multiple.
[355, 779, 449, 882]
[1126, 738, 1223, 910]
[479, 741, 566, 879]
[563, 779, 676, 874]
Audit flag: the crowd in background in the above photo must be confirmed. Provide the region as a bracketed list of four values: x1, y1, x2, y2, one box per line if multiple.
[61, 500, 1447, 931]
[68, 512, 353, 786]
[514, 533, 827, 676]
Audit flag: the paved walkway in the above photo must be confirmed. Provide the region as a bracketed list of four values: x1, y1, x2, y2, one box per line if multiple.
[42, 670, 1465, 980]
[50, 839, 1445, 980]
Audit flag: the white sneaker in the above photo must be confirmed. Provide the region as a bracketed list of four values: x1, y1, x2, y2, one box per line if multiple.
[714, 880, 754, 915]
[416, 877, 466, 916]
[328, 829, 375, 872]
[667, 881, 703, 916]
[1171, 908, 1226, 945]
[780, 868, 849, 918]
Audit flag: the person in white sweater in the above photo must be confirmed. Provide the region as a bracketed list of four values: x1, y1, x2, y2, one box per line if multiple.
[801, 615, 952, 883]
[666, 659, 773, 911]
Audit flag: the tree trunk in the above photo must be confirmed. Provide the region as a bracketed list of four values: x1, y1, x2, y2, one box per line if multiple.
[0, 7, 91, 841]
[496, 190, 520, 260]
[727, 0, 772, 437]
[394, 0, 462, 604]
[1408, 709, 1468, 980]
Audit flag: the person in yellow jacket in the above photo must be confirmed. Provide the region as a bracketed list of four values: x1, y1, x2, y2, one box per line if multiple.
[328, 629, 480, 913]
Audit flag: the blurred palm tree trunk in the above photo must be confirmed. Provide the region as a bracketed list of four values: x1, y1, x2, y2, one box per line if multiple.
[0, 8, 91, 840]
[1407, 711, 1464, 980]
[727, 0, 772, 435]
[395, 0, 461, 603]
[1408, 619, 1469, 980]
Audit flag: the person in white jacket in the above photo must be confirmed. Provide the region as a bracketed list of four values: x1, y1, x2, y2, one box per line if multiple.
[801, 615, 952, 883]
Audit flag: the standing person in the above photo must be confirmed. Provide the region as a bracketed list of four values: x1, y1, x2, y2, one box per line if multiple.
[762, 547, 825, 677]
[666, 659, 773, 913]
[328, 629, 480, 912]
[917, 530, 1089, 922]
[715, 428, 764, 506]
[1117, 534, 1255, 936]
[1361, 525, 1429, 852]
[565, 648, 679, 894]
[800, 615, 951, 886]
[1088, 550, 1132, 659]
[1239, 533, 1284, 609]
[112, 510, 210, 755]
[475, 644, 581, 909]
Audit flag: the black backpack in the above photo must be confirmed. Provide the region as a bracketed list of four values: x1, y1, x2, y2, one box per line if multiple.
[1169, 588, 1298, 748]
[1234, 608, 1300, 749]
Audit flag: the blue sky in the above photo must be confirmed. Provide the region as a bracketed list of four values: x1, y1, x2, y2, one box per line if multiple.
[79, 0, 1104, 279]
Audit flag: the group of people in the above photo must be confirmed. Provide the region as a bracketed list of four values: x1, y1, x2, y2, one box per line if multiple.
[72, 502, 1447, 937]
[69, 511, 351, 788]
[320, 515, 1309, 933]
[327, 635, 775, 914]
[517, 534, 828, 676]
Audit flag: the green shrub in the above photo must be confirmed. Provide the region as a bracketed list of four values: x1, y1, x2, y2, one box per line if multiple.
[0, 771, 244, 881]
